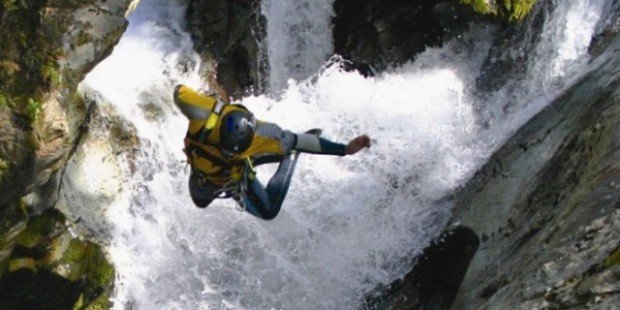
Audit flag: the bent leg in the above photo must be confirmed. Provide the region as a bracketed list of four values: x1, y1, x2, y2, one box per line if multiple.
[241, 154, 299, 220]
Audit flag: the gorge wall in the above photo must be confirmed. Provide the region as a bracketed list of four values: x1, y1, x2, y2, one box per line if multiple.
[0, 0, 130, 308]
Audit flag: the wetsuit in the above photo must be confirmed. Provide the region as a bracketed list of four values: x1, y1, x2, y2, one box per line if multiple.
[174, 85, 347, 220]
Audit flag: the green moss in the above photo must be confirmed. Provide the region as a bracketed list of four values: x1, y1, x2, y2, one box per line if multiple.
[603, 247, 620, 268]
[0, 0, 65, 126]
[2, 0, 19, 11]
[42, 62, 61, 87]
[501, 0, 536, 21]
[26, 98, 41, 123]
[14, 230, 42, 249]
[57, 239, 115, 308]
[0, 159, 7, 179]
[84, 292, 112, 310]
[460, 0, 536, 22]
[1, 209, 115, 309]
[8, 258, 37, 273]
[460, 0, 493, 15]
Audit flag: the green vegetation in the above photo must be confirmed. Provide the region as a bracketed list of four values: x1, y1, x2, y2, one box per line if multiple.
[604, 246, 620, 268]
[460, 0, 492, 15]
[2, 0, 19, 11]
[0, 209, 115, 309]
[460, 0, 536, 22]
[501, 0, 536, 21]
[0, 93, 7, 108]
[0, 0, 65, 126]
[26, 98, 41, 123]
[0, 159, 7, 179]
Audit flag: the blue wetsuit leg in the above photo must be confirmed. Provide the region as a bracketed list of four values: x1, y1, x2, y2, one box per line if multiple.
[241, 154, 298, 220]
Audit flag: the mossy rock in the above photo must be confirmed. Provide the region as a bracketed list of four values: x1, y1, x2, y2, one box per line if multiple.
[604, 247, 620, 268]
[0, 209, 115, 309]
[460, 0, 536, 22]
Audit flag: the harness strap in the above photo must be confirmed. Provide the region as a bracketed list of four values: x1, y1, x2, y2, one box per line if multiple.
[185, 138, 232, 169]
[205, 100, 226, 130]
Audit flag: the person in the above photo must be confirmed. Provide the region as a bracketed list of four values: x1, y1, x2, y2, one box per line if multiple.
[173, 84, 371, 220]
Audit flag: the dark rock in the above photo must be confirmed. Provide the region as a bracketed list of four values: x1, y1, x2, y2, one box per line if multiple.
[363, 226, 479, 310]
[333, 0, 448, 72]
[0, 208, 115, 309]
[0, 269, 83, 310]
[432, 1, 479, 36]
[475, 1, 551, 93]
[589, 0, 620, 58]
[186, 0, 266, 98]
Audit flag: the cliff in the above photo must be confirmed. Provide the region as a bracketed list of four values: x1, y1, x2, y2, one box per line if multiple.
[0, 0, 130, 308]
[449, 31, 620, 310]
[363, 1, 620, 308]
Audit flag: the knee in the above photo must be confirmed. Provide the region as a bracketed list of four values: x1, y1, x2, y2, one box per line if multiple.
[260, 210, 279, 220]
[192, 197, 213, 209]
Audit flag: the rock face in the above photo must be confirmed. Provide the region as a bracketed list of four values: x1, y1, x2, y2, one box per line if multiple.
[0, 0, 130, 308]
[186, 0, 266, 98]
[0, 209, 115, 309]
[449, 35, 620, 309]
[474, 0, 550, 93]
[185, 0, 497, 96]
[332, 0, 450, 73]
[364, 226, 480, 309]
[56, 88, 139, 240]
[358, 2, 619, 308]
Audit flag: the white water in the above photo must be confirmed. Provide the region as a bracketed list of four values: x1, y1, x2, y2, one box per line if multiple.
[261, 0, 335, 91]
[80, 0, 609, 309]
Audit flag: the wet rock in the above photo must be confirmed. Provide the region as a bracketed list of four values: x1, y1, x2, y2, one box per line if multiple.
[474, 1, 550, 93]
[460, 0, 537, 22]
[432, 1, 479, 37]
[0, 0, 131, 306]
[589, 0, 620, 58]
[333, 0, 447, 72]
[186, 0, 266, 98]
[56, 89, 139, 239]
[449, 35, 620, 309]
[363, 226, 479, 309]
[0, 209, 114, 309]
[1, 0, 131, 210]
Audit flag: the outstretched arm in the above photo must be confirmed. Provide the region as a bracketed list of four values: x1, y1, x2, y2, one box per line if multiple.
[294, 134, 371, 156]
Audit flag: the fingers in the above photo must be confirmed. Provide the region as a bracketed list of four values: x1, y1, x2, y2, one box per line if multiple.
[359, 135, 371, 148]
[345, 135, 371, 155]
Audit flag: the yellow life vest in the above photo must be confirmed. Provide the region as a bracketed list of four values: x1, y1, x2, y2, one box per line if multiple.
[183, 105, 252, 185]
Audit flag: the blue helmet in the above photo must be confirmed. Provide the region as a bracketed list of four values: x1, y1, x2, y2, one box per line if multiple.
[219, 110, 255, 156]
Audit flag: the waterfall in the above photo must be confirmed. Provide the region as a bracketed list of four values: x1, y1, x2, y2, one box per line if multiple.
[261, 0, 335, 92]
[77, 0, 613, 308]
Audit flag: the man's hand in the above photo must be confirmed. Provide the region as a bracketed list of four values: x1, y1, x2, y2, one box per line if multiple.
[345, 135, 371, 155]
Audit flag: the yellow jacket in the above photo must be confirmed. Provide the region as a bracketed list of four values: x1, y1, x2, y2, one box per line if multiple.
[174, 85, 296, 185]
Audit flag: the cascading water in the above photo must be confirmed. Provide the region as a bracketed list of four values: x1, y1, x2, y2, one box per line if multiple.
[77, 0, 613, 308]
[261, 0, 335, 91]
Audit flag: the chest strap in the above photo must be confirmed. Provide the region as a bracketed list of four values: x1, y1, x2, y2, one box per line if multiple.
[205, 99, 226, 130]
[185, 137, 233, 169]
[188, 99, 228, 143]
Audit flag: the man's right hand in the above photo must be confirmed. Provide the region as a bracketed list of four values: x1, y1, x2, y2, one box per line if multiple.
[345, 135, 371, 155]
